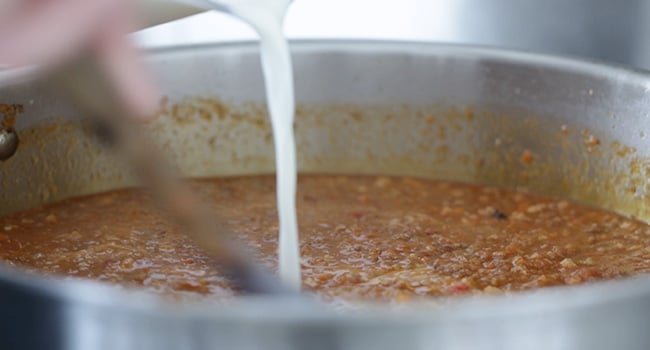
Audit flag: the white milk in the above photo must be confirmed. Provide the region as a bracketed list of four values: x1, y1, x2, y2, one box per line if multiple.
[185, 0, 301, 291]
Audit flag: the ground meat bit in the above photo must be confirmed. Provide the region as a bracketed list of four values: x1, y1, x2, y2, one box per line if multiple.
[0, 175, 648, 303]
[491, 209, 508, 220]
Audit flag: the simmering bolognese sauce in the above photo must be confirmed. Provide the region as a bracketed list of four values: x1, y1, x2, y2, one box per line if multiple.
[1, 175, 649, 301]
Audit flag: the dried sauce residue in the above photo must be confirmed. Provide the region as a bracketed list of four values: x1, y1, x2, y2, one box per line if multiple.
[0, 104, 23, 129]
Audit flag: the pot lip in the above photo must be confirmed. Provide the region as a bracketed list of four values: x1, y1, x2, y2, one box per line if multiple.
[146, 38, 650, 79]
[5, 259, 650, 323]
[2, 39, 650, 323]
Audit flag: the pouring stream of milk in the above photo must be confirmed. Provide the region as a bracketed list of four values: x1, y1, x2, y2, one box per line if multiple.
[185, 0, 301, 290]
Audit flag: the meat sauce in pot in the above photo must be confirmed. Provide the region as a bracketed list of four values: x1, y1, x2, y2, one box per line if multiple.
[1, 175, 649, 302]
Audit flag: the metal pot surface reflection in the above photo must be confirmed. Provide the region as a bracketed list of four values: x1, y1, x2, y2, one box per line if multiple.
[0, 41, 650, 350]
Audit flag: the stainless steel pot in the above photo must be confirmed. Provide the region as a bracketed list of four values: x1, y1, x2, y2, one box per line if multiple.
[1, 41, 650, 350]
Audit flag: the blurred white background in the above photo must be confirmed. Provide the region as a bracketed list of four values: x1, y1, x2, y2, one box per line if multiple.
[133, 0, 460, 47]
[133, 0, 650, 70]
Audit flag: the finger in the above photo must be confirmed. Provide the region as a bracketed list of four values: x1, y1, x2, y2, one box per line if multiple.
[0, 0, 112, 67]
[93, 1, 161, 119]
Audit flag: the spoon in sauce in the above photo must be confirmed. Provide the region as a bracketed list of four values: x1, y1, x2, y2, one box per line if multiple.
[49, 55, 293, 295]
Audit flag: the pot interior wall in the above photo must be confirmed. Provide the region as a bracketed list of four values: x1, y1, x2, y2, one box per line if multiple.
[0, 42, 648, 221]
